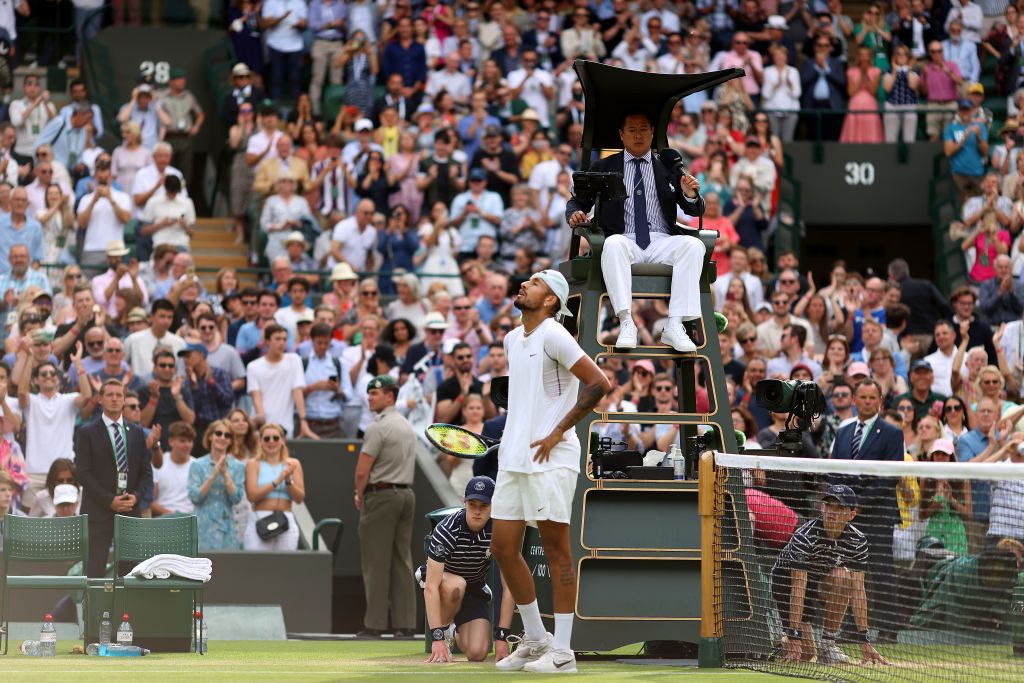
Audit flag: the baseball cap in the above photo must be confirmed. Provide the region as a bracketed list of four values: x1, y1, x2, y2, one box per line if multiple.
[442, 338, 460, 354]
[847, 361, 870, 377]
[911, 359, 933, 372]
[31, 329, 54, 344]
[296, 310, 315, 325]
[53, 484, 79, 506]
[468, 167, 487, 182]
[137, 84, 153, 94]
[170, 67, 186, 80]
[532, 269, 573, 317]
[632, 359, 656, 375]
[367, 375, 396, 391]
[483, 124, 502, 137]
[464, 475, 495, 504]
[929, 438, 956, 456]
[790, 363, 814, 378]
[423, 311, 450, 330]
[521, 108, 541, 122]
[415, 102, 436, 116]
[822, 483, 857, 508]
[177, 342, 208, 358]
[956, 98, 973, 109]
[32, 290, 52, 302]
[967, 82, 984, 95]
[232, 63, 252, 77]
[755, 302, 772, 313]
[354, 118, 374, 132]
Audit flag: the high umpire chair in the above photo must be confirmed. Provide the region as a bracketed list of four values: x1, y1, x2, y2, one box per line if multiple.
[552, 61, 748, 651]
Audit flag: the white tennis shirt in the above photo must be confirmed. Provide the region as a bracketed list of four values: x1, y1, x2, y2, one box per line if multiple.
[500, 318, 586, 474]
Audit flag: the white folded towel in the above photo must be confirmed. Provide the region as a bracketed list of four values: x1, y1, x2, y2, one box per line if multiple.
[127, 554, 213, 583]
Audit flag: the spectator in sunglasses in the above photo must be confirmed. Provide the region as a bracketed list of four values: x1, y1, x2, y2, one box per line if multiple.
[189, 419, 246, 550]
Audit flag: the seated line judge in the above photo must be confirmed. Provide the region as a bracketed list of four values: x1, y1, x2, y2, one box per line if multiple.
[566, 109, 706, 352]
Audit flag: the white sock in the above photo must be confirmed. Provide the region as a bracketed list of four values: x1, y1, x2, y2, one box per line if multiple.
[553, 613, 573, 652]
[518, 600, 546, 642]
[617, 309, 632, 325]
[668, 316, 682, 327]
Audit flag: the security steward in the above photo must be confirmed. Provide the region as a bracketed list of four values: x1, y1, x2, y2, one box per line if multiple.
[419, 476, 516, 663]
[354, 374, 417, 637]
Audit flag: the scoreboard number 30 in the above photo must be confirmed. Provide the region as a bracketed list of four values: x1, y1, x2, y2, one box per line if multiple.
[843, 162, 876, 186]
[139, 61, 172, 85]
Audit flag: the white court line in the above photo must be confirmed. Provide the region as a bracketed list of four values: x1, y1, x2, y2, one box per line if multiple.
[0, 670, 745, 676]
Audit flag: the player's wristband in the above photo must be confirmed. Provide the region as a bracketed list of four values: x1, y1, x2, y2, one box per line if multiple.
[494, 627, 512, 642]
[785, 628, 801, 639]
[855, 630, 870, 644]
[430, 625, 449, 642]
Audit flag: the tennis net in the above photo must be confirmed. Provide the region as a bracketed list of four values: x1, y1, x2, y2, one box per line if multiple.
[710, 450, 1024, 683]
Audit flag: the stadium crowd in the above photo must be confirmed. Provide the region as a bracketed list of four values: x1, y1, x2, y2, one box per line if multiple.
[0, 0, 1019, 578]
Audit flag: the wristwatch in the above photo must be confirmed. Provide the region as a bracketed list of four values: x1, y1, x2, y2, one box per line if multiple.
[494, 627, 512, 642]
[430, 625, 449, 642]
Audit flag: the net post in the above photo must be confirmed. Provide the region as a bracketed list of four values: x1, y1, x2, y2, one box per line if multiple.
[698, 451, 723, 668]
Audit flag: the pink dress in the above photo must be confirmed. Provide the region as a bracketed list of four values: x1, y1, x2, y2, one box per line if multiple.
[388, 152, 425, 223]
[970, 229, 1011, 282]
[840, 67, 884, 143]
[690, 216, 741, 277]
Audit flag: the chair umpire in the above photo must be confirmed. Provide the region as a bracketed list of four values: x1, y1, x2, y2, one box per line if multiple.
[566, 108, 706, 352]
[353, 374, 417, 636]
[76, 378, 152, 577]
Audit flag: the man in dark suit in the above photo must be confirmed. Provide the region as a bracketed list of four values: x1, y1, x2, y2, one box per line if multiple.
[76, 378, 153, 578]
[830, 378, 904, 640]
[566, 109, 705, 353]
[800, 36, 847, 141]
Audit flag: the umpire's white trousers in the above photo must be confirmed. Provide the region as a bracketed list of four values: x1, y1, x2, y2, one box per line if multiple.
[601, 233, 706, 319]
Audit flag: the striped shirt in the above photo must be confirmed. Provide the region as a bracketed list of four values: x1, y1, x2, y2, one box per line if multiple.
[987, 479, 1024, 541]
[426, 508, 492, 585]
[623, 149, 669, 242]
[773, 517, 869, 582]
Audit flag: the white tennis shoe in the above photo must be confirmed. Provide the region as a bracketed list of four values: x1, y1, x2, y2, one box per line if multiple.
[523, 648, 578, 673]
[615, 317, 638, 349]
[495, 632, 553, 671]
[818, 638, 851, 665]
[661, 324, 697, 353]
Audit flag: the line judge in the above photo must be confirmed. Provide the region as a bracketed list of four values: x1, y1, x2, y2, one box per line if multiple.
[567, 108, 706, 352]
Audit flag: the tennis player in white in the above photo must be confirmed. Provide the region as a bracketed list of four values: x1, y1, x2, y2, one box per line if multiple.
[490, 270, 610, 673]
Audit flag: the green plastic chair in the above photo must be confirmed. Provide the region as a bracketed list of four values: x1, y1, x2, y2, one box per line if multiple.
[0, 515, 90, 655]
[109, 515, 205, 654]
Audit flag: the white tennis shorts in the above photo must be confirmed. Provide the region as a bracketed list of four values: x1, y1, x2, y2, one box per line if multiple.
[491, 468, 577, 524]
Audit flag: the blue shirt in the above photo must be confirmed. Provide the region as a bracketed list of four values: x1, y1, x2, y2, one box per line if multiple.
[308, 0, 345, 40]
[955, 427, 992, 522]
[456, 113, 501, 161]
[0, 268, 51, 297]
[943, 120, 987, 177]
[0, 220, 45, 274]
[303, 352, 344, 420]
[235, 320, 295, 354]
[850, 306, 886, 354]
[382, 40, 427, 89]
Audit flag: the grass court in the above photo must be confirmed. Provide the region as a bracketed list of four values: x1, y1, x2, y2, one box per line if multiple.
[0, 640, 792, 682]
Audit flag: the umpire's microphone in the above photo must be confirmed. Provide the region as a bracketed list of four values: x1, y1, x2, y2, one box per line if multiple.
[659, 148, 687, 179]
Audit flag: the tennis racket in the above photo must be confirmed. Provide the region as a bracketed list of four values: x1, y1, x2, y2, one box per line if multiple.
[424, 423, 500, 459]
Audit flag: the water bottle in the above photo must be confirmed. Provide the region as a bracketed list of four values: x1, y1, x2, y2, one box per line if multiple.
[117, 613, 133, 646]
[194, 610, 208, 654]
[671, 445, 686, 480]
[100, 644, 150, 657]
[19, 640, 41, 656]
[99, 611, 112, 646]
[1011, 582, 1024, 657]
[86, 643, 101, 656]
[39, 613, 56, 657]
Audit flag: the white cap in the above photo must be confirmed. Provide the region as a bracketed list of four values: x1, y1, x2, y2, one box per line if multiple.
[422, 311, 450, 330]
[354, 118, 374, 132]
[53, 484, 78, 506]
[532, 269, 573, 317]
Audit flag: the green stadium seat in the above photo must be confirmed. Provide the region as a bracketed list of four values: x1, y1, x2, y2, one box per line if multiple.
[0, 515, 90, 655]
[323, 84, 347, 124]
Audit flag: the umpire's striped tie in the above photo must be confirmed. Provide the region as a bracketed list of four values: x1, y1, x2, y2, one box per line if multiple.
[111, 422, 127, 473]
[850, 421, 864, 459]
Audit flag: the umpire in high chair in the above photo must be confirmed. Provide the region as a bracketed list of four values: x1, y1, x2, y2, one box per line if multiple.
[566, 108, 706, 353]
[354, 374, 417, 637]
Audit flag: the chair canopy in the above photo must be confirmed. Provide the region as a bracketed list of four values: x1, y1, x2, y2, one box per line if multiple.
[573, 60, 745, 169]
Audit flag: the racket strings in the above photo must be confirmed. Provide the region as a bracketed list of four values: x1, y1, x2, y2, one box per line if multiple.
[426, 425, 488, 455]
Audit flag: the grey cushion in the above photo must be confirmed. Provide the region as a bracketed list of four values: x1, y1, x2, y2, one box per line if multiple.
[631, 263, 674, 276]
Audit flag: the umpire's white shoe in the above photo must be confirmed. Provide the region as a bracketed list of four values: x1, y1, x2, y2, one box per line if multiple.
[523, 648, 578, 673]
[661, 324, 697, 353]
[615, 317, 638, 349]
[495, 632, 553, 671]
[817, 639, 851, 665]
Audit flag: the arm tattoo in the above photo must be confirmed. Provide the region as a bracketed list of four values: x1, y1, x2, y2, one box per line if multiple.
[555, 381, 607, 435]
